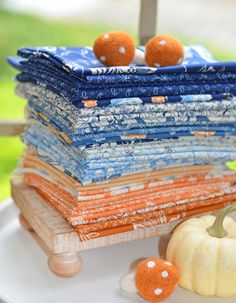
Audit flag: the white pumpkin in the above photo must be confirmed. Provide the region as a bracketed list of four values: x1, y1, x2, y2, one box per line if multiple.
[166, 205, 236, 297]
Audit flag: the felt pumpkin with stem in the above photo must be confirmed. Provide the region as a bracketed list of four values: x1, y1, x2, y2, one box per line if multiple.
[166, 205, 236, 297]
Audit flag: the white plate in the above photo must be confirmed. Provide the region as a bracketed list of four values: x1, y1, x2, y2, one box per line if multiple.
[0, 199, 235, 303]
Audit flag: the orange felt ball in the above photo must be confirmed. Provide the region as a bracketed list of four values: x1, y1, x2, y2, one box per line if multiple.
[135, 258, 180, 302]
[93, 31, 135, 67]
[145, 35, 184, 67]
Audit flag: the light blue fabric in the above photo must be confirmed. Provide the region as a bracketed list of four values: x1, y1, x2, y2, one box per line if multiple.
[21, 123, 236, 184]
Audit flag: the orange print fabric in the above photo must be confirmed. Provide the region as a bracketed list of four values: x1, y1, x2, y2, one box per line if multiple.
[22, 163, 236, 241]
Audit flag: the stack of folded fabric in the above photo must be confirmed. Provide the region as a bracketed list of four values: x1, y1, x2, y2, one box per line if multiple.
[8, 45, 236, 241]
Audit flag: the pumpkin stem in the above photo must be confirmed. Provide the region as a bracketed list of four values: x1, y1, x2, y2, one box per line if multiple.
[207, 205, 236, 238]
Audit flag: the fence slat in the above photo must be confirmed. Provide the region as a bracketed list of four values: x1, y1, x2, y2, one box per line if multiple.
[0, 120, 26, 137]
[139, 0, 158, 45]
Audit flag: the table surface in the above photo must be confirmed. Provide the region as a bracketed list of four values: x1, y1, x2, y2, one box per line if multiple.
[1, 199, 236, 303]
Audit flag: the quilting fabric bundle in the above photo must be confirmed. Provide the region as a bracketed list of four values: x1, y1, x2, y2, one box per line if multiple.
[9, 44, 236, 241]
[15, 152, 236, 241]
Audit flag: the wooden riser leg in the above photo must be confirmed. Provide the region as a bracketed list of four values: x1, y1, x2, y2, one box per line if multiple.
[48, 253, 83, 278]
[19, 213, 33, 231]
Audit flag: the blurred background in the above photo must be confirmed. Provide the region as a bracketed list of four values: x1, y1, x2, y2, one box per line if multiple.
[0, 0, 236, 201]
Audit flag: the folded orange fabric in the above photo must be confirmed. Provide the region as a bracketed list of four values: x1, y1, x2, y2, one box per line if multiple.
[74, 202, 229, 241]
[25, 171, 236, 207]
[36, 185, 236, 241]
[19, 150, 236, 242]
[23, 168, 236, 241]
[25, 174, 236, 225]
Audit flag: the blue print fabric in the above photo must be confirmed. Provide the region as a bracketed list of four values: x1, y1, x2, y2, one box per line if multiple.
[16, 83, 236, 147]
[16, 81, 234, 109]
[8, 45, 236, 105]
[21, 122, 236, 184]
[8, 44, 236, 184]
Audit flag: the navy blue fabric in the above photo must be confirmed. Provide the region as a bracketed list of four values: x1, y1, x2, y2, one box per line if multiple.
[8, 45, 236, 105]
[15, 45, 236, 76]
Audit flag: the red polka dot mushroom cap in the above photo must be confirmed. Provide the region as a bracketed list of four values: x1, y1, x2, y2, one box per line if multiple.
[135, 257, 180, 302]
[145, 34, 184, 68]
[93, 31, 135, 67]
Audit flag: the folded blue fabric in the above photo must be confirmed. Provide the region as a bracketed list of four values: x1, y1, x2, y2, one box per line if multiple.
[17, 83, 236, 151]
[23, 123, 236, 159]
[11, 56, 236, 88]
[13, 45, 236, 77]
[16, 82, 233, 109]
[8, 43, 236, 186]
[8, 45, 236, 104]
[27, 96, 236, 137]
[26, 111, 236, 147]
[22, 123, 236, 183]
[15, 71, 236, 101]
